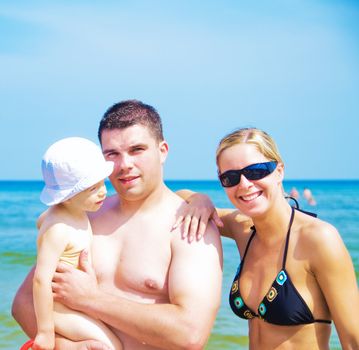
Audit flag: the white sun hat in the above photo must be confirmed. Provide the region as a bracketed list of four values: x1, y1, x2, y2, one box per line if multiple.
[40, 137, 114, 206]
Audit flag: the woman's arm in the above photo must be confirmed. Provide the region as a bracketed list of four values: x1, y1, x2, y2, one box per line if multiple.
[175, 189, 252, 240]
[310, 222, 359, 349]
[174, 190, 223, 240]
[216, 208, 252, 240]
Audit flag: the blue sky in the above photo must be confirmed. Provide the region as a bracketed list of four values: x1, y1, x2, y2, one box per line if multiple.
[1, 0, 358, 180]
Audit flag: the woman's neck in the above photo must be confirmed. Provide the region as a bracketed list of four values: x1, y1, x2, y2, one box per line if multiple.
[252, 199, 293, 246]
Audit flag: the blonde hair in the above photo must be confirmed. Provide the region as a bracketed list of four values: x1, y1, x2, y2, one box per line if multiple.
[216, 128, 283, 166]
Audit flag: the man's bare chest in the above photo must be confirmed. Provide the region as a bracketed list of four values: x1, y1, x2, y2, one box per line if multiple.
[91, 230, 172, 302]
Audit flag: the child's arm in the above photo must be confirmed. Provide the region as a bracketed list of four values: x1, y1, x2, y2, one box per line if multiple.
[33, 223, 69, 349]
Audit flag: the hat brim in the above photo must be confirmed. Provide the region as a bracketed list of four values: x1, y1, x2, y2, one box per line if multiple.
[40, 161, 114, 206]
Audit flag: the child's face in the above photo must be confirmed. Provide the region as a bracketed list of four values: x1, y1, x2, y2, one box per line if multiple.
[69, 180, 107, 212]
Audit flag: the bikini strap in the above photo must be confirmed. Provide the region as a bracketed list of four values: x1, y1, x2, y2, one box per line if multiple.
[314, 319, 332, 324]
[239, 227, 256, 272]
[295, 207, 317, 218]
[282, 206, 296, 269]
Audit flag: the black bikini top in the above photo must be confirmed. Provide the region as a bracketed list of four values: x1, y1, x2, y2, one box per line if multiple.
[229, 207, 332, 326]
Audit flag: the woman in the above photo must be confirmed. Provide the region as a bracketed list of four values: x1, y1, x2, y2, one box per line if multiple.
[179, 127, 358, 349]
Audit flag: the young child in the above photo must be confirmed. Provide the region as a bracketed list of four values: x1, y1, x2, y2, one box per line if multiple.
[33, 137, 122, 350]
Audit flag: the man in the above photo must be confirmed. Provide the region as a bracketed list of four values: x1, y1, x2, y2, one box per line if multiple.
[12, 100, 223, 349]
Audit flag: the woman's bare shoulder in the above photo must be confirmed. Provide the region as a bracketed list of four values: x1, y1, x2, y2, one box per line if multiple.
[298, 212, 339, 245]
[297, 212, 347, 269]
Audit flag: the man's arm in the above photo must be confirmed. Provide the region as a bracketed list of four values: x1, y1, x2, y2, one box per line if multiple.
[12, 267, 112, 350]
[53, 224, 223, 350]
[12, 266, 37, 338]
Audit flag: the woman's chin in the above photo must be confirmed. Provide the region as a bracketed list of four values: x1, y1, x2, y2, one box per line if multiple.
[234, 197, 268, 218]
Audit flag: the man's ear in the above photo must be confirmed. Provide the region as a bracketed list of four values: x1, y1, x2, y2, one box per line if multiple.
[159, 140, 169, 164]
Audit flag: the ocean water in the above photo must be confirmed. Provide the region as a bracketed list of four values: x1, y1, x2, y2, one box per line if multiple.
[1, 180, 358, 349]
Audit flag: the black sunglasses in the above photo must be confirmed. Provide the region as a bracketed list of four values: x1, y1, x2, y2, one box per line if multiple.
[219, 161, 278, 188]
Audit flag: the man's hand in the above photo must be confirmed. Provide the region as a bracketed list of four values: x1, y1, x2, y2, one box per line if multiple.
[52, 250, 98, 312]
[173, 191, 223, 242]
[55, 337, 111, 350]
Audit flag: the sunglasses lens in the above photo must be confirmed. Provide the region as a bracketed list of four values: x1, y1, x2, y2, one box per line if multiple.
[243, 162, 277, 180]
[243, 168, 270, 180]
[219, 162, 277, 187]
[220, 171, 240, 187]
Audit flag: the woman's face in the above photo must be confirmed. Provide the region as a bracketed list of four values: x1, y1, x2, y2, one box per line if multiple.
[217, 143, 284, 218]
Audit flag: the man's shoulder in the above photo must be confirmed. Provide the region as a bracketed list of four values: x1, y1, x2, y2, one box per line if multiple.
[158, 187, 188, 214]
[171, 220, 222, 253]
[163, 186, 186, 203]
[163, 188, 222, 246]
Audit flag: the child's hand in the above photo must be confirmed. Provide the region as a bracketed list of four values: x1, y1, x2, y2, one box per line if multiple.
[33, 331, 55, 350]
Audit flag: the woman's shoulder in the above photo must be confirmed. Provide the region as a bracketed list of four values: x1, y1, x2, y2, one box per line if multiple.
[297, 211, 339, 244]
[296, 211, 345, 265]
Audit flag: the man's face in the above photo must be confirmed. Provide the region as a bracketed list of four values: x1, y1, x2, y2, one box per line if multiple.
[101, 124, 168, 202]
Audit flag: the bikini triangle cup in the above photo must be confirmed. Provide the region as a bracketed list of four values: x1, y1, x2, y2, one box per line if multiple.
[229, 207, 331, 325]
